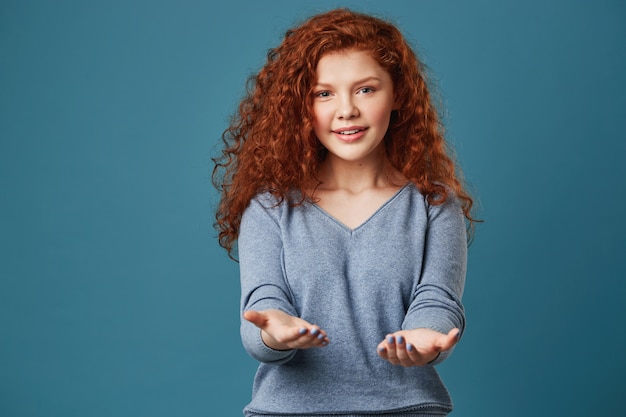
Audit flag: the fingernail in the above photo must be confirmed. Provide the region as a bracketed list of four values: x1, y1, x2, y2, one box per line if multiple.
[298, 328, 307, 335]
[378, 346, 386, 352]
[387, 336, 395, 344]
[322, 341, 329, 346]
[456, 330, 461, 340]
[396, 335, 404, 344]
[317, 333, 324, 339]
[407, 343, 413, 352]
[310, 328, 319, 336]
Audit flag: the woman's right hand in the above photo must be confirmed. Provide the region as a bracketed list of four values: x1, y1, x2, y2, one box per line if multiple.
[243, 309, 330, 350]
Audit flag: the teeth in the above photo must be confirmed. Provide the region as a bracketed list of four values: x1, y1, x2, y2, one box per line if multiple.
[338, 129, 361, 135]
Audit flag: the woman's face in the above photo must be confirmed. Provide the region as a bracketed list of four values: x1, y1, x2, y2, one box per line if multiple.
[311, 49, 395, 165]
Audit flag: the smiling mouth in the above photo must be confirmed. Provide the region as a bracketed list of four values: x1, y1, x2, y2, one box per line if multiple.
[333, 128, 367, 135]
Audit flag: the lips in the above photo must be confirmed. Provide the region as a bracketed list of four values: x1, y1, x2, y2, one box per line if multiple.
[332, 127, 367, 135]
[331, 126, 368, 143]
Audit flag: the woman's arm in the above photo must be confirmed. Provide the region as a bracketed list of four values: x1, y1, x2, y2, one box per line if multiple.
[379, 194, 467, 366]
[239, 197, 329, 363]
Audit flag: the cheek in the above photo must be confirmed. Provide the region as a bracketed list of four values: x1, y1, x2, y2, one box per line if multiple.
[373, 99, 395, 125]
[367, 105, 392, 128]
[312, 105, 330, 129]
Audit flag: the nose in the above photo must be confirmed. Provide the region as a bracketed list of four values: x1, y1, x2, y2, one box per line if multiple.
[337, 96, 359, 119]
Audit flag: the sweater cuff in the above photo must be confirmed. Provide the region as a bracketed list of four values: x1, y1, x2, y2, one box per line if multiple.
[253, 328, 296, 362]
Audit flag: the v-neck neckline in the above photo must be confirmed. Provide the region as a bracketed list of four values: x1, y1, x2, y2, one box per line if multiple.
[310, 183, 411, 233]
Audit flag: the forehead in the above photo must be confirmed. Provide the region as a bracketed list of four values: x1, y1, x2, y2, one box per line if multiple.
[315, 49, 389, 82]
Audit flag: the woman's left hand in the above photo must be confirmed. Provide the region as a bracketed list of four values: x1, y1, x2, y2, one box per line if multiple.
[377, 328, 460, 367]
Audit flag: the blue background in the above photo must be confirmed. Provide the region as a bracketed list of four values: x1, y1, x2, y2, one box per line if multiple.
[1, 0, 625, 416]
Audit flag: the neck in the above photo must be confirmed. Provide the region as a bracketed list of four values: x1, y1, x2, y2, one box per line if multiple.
[317, 150, 402, 193]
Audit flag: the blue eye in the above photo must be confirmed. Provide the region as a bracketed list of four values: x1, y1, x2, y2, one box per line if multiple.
[359, 87, 374, 94]
[315, 91, 331, 98]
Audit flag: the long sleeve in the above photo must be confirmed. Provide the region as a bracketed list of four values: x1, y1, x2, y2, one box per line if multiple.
[402, 194, 467, 365]
[238, 196, 297, 364]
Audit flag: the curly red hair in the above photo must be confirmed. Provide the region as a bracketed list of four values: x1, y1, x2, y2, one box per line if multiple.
[213, 8, 477, 257]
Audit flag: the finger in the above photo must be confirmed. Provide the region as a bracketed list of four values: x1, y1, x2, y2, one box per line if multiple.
[243, 310, 267, 328]
[436, 328, 461, 352]
[296, 326, 330, 348]
[377, 334, 391, 358]
[309, 326, 330, 346]
[401, 335, 428, 366]
[393, 334, 412, 366]
[377, 343, 388, 359]
[383, 334, 400, 365]
[310, 327, 330, 346]
[403, 341, 424, 365]
[395, 335, 430, 367]
[377, 344, 392, 362]
[263, 325, 309, 348]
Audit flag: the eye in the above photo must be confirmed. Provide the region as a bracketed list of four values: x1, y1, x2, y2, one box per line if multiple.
[315, 91, 331, 98]
[358, 87, 374, 94]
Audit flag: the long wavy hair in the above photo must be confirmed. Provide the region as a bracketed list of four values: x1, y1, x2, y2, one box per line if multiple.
[213, 8, 478, 257]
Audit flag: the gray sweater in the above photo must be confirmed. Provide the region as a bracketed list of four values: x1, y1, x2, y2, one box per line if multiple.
[239, 183, 467, 416]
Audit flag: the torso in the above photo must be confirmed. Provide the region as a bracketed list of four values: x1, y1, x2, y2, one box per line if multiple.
[240, 182, 458, 414]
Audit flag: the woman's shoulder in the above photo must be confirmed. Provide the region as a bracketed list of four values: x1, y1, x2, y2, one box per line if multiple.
[250, 191, 281, 207]
[246, 189, 309, 217]
[250, 189, 306, 207]
[402, 181, 464, 217]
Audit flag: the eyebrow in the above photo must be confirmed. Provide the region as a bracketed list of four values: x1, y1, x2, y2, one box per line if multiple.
[314, 76, 383, 88]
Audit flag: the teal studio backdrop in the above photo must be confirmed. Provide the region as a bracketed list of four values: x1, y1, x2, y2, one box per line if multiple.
[1, 0, 625, 416]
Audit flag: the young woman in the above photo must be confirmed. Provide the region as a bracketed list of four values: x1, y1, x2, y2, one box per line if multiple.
[213, 8, 477, 417]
